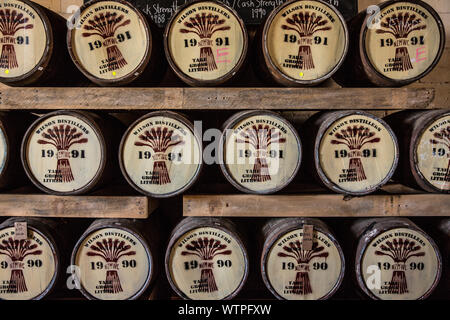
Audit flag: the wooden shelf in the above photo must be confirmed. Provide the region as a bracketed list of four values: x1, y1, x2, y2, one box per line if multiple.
[0, 87, 435, 110]
[183, 192, 450, 217]
[0, 193, 155, 219]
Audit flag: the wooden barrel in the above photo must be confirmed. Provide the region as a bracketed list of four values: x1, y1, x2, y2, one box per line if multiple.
[305, 110, 398, 195]
[21, 110, 123, 195]
[67, 0, 164, 86]
[0, 217, 59, 300]
[164, 0, 248, 86]
[71, 219, 157, 300]
[119, 111, 203, 198]
[219, 110, 302, 194]
[0, 0, 82, 86]
[334, 0, 445, 87]
[435, 219, 450, 296]
[260, 218, 345, 300]
[352, 218, 442, 300]
[165, 217, 248, 300]
[385, 110, 450, 193]
[256, 0, 349, 86]
[0, 112, 35, 189]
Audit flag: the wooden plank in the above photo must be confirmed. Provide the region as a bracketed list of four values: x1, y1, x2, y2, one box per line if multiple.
[183, 194, 450, 217]
[0, 194, 153, 218]
[0, 87, 436, 110]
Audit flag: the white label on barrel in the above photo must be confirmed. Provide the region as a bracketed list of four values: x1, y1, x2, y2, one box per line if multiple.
[266, 228, 342, 300]
[0, 227, 56, 300]
[71, 1, 148, 80]
[416, 115, 450, 191]
[0, 126, 7, 175]
[0, 0, 46, 78]
[74, 227, 150, 300]
[365, 2, 441, 80]
[167, 1, 245, 81]
[168, 227, 246, 300]
[361, 228, 439, 300]
[224, 114, 300, 193]
[266, 0, 346, 81]
[319, 114, 397, 193]
[25, 115, 102, 193]
[122, 115, 202, 196]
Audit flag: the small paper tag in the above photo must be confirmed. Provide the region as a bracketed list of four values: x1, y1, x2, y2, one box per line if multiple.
[14, 222, 27, 240]
[302, 224, 314, 251]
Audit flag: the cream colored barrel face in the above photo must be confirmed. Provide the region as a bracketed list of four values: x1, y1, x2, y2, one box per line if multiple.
[361, 228, 439, 300]
[167, 1, 245, 81]
[75, 227, 150, 300]
[0, 0, 47, 78]
[0, 227, 56, 300]
[122, 115, 202, 196]
[319, 115, 397, 193]
[71, 1, 148, 80]
[223, 114, 300, 193]
[0, 127, 7, 176]
[25, 115, 102, 193]
[416, 115, 450, 191]
[266, 228, 342, 300]
[266, 0, 347, 81]
[364, 2, 441, 80]
[168, 227, 246, 300]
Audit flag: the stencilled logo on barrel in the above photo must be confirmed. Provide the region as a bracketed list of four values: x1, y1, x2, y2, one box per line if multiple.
[0, 227, 56, 300]
[319, 115, 397, 193]
[224, 115, 300, 193]
[26, 115, 102, 193]
[267, 1, 346, 81]
[0, 0, 46, 78]
[75, 228, 150, 300]
[365, 2, 441, 80]
[122, 116, 202, 196]
[168, 1, 245, 81]
[416, 115, 450, 191]
[169, 227, 246, 300]
[266, 229, 342, 300]
[362, 228, 439, 300]
[72, 1, 148, 80]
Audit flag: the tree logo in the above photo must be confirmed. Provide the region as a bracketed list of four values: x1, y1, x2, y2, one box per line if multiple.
[278, 241, 328, 295]
[180, 13, 230, 71]
[0, 237, 42, 293]
[87, 238, 136, 294]
[37, 124, 88, 183]
[134, 127, 184, 185]
[331, 125, 380, 182]
[281, 12, 331, 70]
[181, 237, 232, 293]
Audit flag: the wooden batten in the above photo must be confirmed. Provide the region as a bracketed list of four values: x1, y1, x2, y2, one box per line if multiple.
[165, 217, 249, 300]
[119, 111, 203, 198]
[67, 0, 165, 86]
[334, 0, 446, 87]
[0, 217, 60, 300]
[352, 218, 442, 300]
[219, 110, 302, 194]
[385, 110, 450, 193]
[21, 110, 124, 195]
[164, 0, 248, 86]
[256, 0, 349, 86]
[71, 218, 158, 300]
[304, 110, 399, 195]
[260, 218, 345, 300]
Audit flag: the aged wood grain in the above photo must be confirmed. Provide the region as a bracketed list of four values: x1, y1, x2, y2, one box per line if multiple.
[0, 87, 436, 110]
[0, 194, 153, 218]
[183, 194, 450, 217]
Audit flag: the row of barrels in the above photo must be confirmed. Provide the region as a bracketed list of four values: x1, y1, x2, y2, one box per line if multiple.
[0, 216, 448, 300]
[0, 0, 445, 87]
[1, 109, 449, 196]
